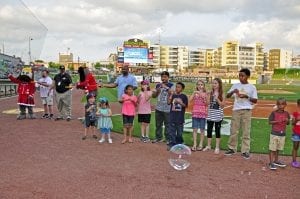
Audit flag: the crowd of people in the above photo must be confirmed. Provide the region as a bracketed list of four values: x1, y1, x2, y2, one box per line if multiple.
[7, 65, 300, 170]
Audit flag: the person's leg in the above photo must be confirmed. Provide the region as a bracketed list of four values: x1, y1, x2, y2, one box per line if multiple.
[214, 121, 222, 154]
[128, 125, 133, 143]
[274, 150, 279, 162]
[205, 121, 214, 151]
[175, 124, 184, 144]
[43, 104, 48, 115]
[164, 112, 170, 142]
[269, 151, 275, 163]
[122, 126, 127, 143]
[168, 123, 176, 148]
[292, 141, 299, 162]
[240, 110, 252, 154]
[55, 93, 64, 118]
[108, 130, 112, 143]
[63, 90, 72, 120]
[154, 110, 163, 141]
[17, 105, 26, 119]
[192, 128, 198, 150]
[140, 122, 145, 138]
[227, 110, 241, 152]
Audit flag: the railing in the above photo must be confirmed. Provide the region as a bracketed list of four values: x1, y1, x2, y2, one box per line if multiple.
[0, 84, 17, 98]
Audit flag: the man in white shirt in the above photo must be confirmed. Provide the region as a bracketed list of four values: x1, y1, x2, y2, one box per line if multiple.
[36, 69, 54, 119]
[224, 68, 258, 159]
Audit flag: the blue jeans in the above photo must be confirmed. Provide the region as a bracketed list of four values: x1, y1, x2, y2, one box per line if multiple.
[168, 123, 184, 147]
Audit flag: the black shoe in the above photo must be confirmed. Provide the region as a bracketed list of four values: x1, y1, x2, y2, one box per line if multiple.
[82, 136, 87, 140]
[152, 138, 163, 143]
[140, 136, 145, 142]
[55, 117, 64, 121]
[66, 117, 71, 121]
[144, 137, 150, 143]
[41, 114, 49, 119]
[92, 135, 98, 139]
[224, 149, 235, 156]
[49, 114, 54, 119]
[241, 152, 250, 159]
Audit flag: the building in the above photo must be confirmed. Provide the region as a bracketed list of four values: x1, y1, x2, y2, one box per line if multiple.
[255, 43, 264, 71]
[269, 49, 292, 70]
[213, 47, 222, 68]
[221, 41, 239, 71]
[149, 44, 161, 68]
[206, 49, 214, 68]
[263, 52, 269, 70]
[291, 55, 300, 68]
[0, 53, 24, 78]
[188, 49, 206, 67]
[239, 46, 255, 71]
[160, 45, 189, 72]
[59, 52, 73, 69]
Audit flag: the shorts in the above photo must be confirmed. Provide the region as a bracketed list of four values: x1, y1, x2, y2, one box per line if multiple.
[123, 114, 134, 126]
[269, 134, 285, 151]
[41, 96, 53, 106]
[85, 117, 96, 127]
[192, 117, 206, 130]
[291, 134, 300, 142]
[100, 128, 111, 134]
[138, 114, 151, 123]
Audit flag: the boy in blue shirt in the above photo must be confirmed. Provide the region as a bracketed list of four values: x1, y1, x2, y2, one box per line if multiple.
[167, 82, 188, 150]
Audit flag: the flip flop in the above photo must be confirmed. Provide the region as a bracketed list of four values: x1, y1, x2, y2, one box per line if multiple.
[191, 146, 197, 151]
[197, 146, 203, 151]
[121, 139, 127, 144]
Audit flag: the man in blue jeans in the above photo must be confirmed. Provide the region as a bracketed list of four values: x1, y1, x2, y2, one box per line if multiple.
[152, 71, 174, 144]
[167, 82, 188, 150]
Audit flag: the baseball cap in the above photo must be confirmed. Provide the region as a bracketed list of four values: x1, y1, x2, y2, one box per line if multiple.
[59, 65, 65, 70]
[98, 97, 108, 103]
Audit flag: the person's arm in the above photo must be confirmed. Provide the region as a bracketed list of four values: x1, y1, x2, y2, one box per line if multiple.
[180, 95, 188, 108]
[107, 108, 112, 117]
[217, 93, 226, 108]
[145, 91, 152, 101]
[167, 92, 173, 105]
[226, 88, 239, 98]
[132, 76, 138, 90]
[101, 83, 118, 88]
[152, 84, 161, 98]
[7, 74, 21, 84]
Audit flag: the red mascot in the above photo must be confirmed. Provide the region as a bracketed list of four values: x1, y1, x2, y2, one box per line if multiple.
[8, 69, 36, 120]
[76, 66, 98, 99]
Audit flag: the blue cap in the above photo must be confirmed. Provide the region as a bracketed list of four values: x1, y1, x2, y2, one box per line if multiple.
[98, 97, 108, 103]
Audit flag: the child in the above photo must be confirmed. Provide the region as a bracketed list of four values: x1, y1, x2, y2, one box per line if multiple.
[167, 82, 188, 150]
[82, 93, 97, 140]
[205, 78, 225, 154]
[291, 99, 300, 168]
[137, 80, 152, 143]
[152, 71, 175, 143]
[268, 98, 290, 170]
[8, 69, 36, 120]
[189, 80, 209, 151]
[225, 68, 258, 159]
[36, 69, 54, 119]
[120, 85, 137, 144]
[97, 97, 113, 144]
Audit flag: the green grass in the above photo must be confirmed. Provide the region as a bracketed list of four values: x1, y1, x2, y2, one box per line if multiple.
[111, 114, 297, 155]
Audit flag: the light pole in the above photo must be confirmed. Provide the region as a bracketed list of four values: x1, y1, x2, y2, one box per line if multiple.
[28, 37, 33, 64]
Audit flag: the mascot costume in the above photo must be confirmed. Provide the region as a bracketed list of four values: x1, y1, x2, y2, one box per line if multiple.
[8, 68, 36, 119]
[76, 66, 98, 99]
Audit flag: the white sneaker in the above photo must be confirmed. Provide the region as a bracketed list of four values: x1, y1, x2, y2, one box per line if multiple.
[202, 146, 211, 152]
[214, 148, 220, 154]
[99, 138, 105, 143]
[108, 139, 112, 144]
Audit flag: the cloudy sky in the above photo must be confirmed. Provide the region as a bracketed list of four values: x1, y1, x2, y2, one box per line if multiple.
[0, 0, 300, 63]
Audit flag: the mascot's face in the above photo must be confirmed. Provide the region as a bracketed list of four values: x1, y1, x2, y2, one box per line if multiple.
[17, 74, 32, 83]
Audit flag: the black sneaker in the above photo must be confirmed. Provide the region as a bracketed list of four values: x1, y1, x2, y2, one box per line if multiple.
[41, 114, 49, 119]
[49, 114, 54, 119]
[152, 138, 163, 143]
[241, 152, 250, 159]
[66, 116, 71, 121]
[269, 163, 277, 170]
[144, 137, 150, 143]
[82, 136, 87, 140]
[224, 149, 235, 156]
[273, 161, 286, 168]
[55, 117, 64, 121]
[92, 135, 98, 139]
[140, 136, 145, 142]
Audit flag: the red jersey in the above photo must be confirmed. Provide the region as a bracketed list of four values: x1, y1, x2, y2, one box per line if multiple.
[292, 112, 300, 135]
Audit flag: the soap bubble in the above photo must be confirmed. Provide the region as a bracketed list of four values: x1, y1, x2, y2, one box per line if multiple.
[168, 144, 191, 171]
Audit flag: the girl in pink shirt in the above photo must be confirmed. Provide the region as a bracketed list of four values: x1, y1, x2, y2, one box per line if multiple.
[119, 85, 137, 144]
[137, 80, 153, 142]
[189, 80, 209, 151]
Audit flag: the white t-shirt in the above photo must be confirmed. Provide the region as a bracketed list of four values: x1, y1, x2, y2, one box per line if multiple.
[38, 76, 53, 97]
[228, 83, 258, 110]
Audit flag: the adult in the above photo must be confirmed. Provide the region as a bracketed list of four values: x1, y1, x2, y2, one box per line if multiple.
[76, 66, 98, 98]
[52, 65, 73, 121]
[36, 69, 54, 119]
[224, 68, 258, 159]
[152, 71, 175, 143]
[100, 65, 137, 100]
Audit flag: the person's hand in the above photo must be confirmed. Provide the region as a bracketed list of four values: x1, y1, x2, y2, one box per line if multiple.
[98, 82, 103, 88]
[232, 89, 239, 94]
[238, 93, 248, 99]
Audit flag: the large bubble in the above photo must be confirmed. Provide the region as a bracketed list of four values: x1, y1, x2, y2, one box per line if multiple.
[168, 144, 191, 171]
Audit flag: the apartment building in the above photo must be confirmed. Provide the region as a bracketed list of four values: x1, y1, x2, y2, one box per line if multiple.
[160, 45, 189, 71]
[239, 46, 255, 71]
[149, 44, 160, 68]
[255, 43, 264, 71]
[221, 41, 239, 71]
[291, 55, 300, 68]
[269, 49, 292, 70]
[188, 48, 206, 67]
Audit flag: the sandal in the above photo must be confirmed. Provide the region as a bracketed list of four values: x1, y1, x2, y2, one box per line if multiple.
[121, 139, 127, 144]
[196, 146, 203, 151]
[202, 146, 211, 151]
[191, 146, 197, 151]
[128, 138, 133, 143]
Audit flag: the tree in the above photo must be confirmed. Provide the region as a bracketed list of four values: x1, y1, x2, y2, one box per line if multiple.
[48, 62, 60, 69]
[94, 62, 101, 70]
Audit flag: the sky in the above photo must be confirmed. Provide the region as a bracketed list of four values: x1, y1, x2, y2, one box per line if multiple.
[0, 0, 300, 63]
